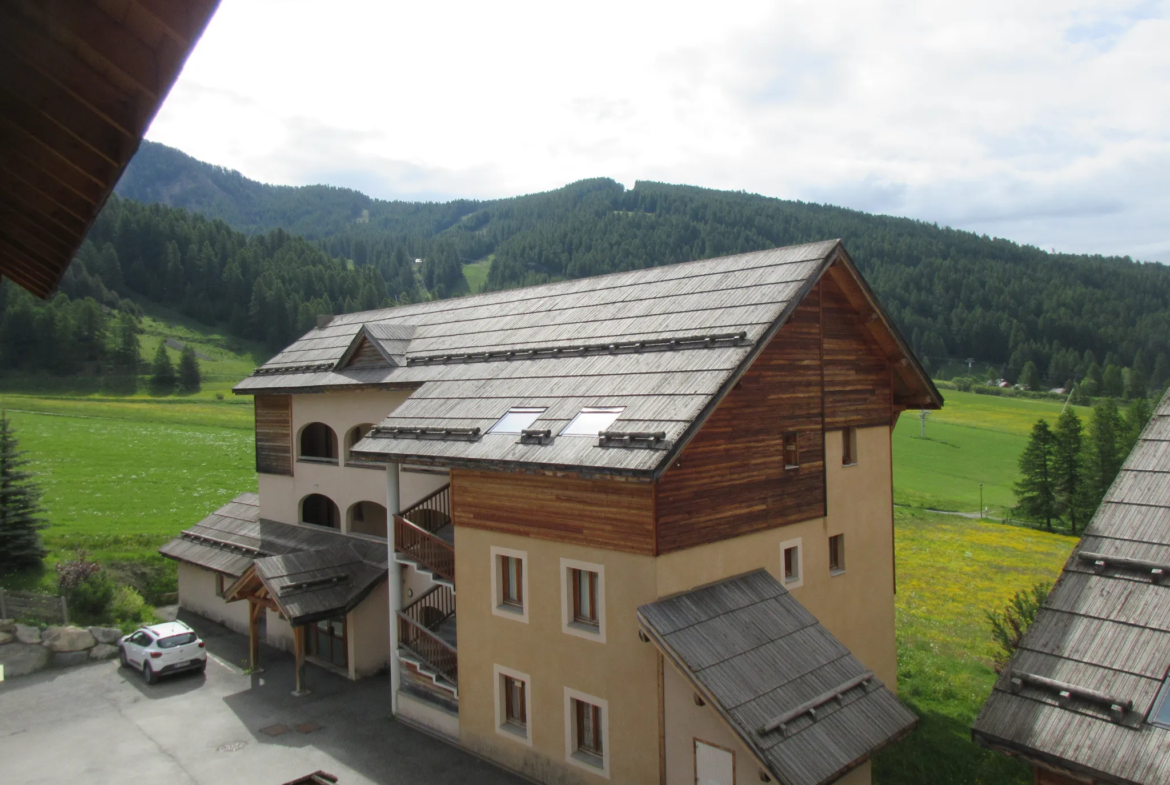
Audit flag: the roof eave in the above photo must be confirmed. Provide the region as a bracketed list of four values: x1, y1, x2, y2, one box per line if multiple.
[971, 729, 1134, 785]
[347, 448, 656, 482]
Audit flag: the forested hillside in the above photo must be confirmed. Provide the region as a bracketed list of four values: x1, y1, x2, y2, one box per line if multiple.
[20, 141, 1169, 394]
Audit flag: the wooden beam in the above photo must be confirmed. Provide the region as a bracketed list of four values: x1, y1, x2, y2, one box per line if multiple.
[0, 244, 58, 297]
[248, 600, 261, 672]
[0, 163, 95, 227]
[0, 197, 76, 257]
[293, 625, 309, 696]
[0, 110, 113, 189]
[132, 0, 217, 45]
[1, 136, 106, 209]
[11, 0, 160, 100]
[0, 215, 73, 278]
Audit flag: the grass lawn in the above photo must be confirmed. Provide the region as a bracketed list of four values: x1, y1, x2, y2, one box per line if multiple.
[462, 257, 493, 294]
[873, 508, 1076, 785]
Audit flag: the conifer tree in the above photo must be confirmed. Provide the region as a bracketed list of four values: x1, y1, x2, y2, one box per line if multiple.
[1086, 399, 1124, 507]
[1082, 363, 1103, 397]
[1103, 364, 1124, 397]
[1015, 419, 1058, 530]
[1052, 408, 1092, 533]
[1122, 397, 1153, 455]
[150, 342, 176, 394]
[178, 345, 201, 393]
[0, 412, 47, 572]
[1020, 361, 1041, 391]
[112, 312, 140, 393]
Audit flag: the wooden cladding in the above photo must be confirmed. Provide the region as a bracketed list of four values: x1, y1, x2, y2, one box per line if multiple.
[254, 394, 293, 476]
[656, 291, 827, 554]
[451, 469, 656, 555]
[821, 272, 893, 429]
[345, 337, 390, 369]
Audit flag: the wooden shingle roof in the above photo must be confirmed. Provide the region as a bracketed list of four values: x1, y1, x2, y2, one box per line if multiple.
[972, 389, 1170, 784]
[638, 570, 918, 785]
[159, 493, 388, 625]
[237, 240, 940, 478]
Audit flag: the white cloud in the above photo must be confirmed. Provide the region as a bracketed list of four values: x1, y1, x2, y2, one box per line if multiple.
[148, 0, 1170, 259]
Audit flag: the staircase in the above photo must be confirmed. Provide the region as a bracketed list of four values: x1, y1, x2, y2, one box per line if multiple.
[395, 484, 455, 587]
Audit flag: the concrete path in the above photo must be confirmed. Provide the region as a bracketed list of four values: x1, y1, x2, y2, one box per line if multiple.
[0, 613, 524, 785]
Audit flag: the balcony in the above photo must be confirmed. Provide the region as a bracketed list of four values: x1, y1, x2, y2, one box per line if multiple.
[395, 484, 454, 585]
[397, 583, 457, 696]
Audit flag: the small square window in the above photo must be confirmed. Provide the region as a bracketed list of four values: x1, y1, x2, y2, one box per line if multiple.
[784, 431, 799, 469]
[494, 664, 532, 745]
[784, 546, 799, 582]
[564, 688, 609, 776]
[842, 427, 857, 466]
[829, 534, 845, 574]
[561, 558, 606, 642]
[489, 407, 546, 434]
[561, 407, 625, 437]
[491, 547, 528, 623]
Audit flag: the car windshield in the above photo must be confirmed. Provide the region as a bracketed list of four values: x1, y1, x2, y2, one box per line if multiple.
[157, 633, 197, 649]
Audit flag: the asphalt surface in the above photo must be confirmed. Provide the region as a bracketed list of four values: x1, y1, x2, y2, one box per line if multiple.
[0, 613, 525, 785]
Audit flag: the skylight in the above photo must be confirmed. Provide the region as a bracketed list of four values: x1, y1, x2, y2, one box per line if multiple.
[561, 407, 625, 437]
[489, 407, 546, 434]
[1151, 677, 1170, 729]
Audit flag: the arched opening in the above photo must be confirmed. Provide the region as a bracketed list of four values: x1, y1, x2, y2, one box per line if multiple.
[345, 423, 374, 464]
[299, 423, 338, 463]
[301, 493, 340, 528]
[348, 501, 388, 538]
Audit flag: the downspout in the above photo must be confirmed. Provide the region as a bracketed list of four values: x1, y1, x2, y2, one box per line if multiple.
[386, 463, 401, 714]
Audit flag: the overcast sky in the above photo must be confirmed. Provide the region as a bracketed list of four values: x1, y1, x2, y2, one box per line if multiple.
[147, 0, 1170, 261]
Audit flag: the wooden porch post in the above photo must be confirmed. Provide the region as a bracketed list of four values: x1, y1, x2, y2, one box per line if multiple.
[248, 600, 262, 672]
[293, 624, 309, 696]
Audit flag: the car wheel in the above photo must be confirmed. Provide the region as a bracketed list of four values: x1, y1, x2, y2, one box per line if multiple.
[143, 661, 157, 685]
[118, 647, 129, 669]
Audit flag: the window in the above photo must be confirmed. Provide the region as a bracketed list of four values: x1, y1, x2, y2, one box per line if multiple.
[561, 407, 625, 437]
[780, 537, 803, 589]
[564, 688, 609, 776]
[301, 493, 340, 528]
[157, 633, 197, 649]
[489, 407, 546, 434]
[1150, 676, 1170, 729]
[494, 665, 532, 745]
[561, 558, 606, 642]
[784, 431, 799, 469]
[299, 422, 338, 463]
[842, 427, 857, 466]
[829, 534, 845, 574]
[345, 423, 377, 466]
[491, 547, 529, 622]
[306, 616, 347, 668]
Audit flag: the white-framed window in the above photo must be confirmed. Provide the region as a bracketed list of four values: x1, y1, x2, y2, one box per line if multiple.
[779, 537, 803, 589]
[489, 407, 547, 434]
[842, 427, 858, 466]
[493, 664, 533, 745]
[829, 533, 846, 575]
[564, 687, 609, 778]
[491, 546, 529, 623]
[561, 558, 606, 643]
[561, 407, 625, 437]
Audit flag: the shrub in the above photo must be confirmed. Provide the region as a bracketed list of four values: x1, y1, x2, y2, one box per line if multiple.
[986, 581, 1051, 672]
[56, 550, 101, 593]
[67, 572, 117, 623]
[105, 559, 177, 606]
[109, 585, 150, 625]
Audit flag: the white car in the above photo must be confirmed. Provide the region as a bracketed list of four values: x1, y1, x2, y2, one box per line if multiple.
[119, 621, 207, 684]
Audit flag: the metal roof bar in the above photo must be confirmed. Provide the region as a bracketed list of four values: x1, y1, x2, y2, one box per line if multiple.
[1078, 550, 1170, 583]
[280, 574, 350, 595]
[1009, 670, 1133, 721]
[372, 425, 482, 442]
[181, 530, 266, 557]
[598, 430, 669, 450]
[404, 331, 749, 367]
[758, 671, 874, 736]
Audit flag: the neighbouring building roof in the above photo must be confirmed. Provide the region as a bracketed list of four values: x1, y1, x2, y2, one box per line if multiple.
[972, 389, 1170, 784]
[638, 570, 918, 785]
[159, 493, 388, 625]
[236, 240, 941, 478]
[0, 0, 220, 298]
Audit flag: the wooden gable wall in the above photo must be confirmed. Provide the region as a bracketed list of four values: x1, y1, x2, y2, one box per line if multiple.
[255, 394, 293, 476]
[345, 337, 390, 369]
[655, 286, 826, 554]
[451, 469, 656, 555]
[822, 272, 893, 429]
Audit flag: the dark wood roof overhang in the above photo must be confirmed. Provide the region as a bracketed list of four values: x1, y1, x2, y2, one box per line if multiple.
[638, 570, 918, 785]
[0, 0, 220, 298]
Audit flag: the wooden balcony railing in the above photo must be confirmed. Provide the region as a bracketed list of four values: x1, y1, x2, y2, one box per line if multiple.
[401, 483, 451, 533]
[397, 583, 457, 687]
[394, 515, 455, 583]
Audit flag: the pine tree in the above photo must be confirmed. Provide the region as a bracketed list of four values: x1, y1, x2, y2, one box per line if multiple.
[1103, 364, 1124, 397]
[150, 342, 176, 394]
[1052, 408, 1092, 533]
[1015, 419, 1058, 530]
[111, 312, 140, 393]
[178, 345, 201, 393]
[1086, 398, 1124, 507]
[1082, 363, 1103, 397]
[1122, 397, 1153, 455]
[1020, 361, 1041, 391]
[0, 412, 47, 572]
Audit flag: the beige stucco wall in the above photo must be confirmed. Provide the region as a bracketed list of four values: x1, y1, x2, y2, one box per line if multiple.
[267, 608, 294, 653]
[256, 388, 448, 530]
[654, 424, 897, 689]
[176, 563, 250, 635]
[348, 579, 390, 679]
[455, 526, 661, 785]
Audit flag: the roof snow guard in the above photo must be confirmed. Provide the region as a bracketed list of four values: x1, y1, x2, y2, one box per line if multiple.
[972, 387, 1170, 785]
[638, 571, 917, 785]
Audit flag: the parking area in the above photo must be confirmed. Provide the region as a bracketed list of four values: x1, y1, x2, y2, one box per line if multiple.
[0, 613, 524, 785]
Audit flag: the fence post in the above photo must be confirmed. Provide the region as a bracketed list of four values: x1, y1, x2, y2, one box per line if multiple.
[0, 587, 6, 620]
[60, 596, 68, 626]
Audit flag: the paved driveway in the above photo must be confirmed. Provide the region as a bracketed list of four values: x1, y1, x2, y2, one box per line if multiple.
[0, 614, 524, 785]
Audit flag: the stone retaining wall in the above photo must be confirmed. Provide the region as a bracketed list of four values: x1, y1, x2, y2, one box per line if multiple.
[0, 619, 121, 679]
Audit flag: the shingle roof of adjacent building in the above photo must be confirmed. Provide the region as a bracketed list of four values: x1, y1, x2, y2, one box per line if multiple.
[235, 240, 940, 477]
[972, 390, 1170, 785]
[159, 493, 388, 625]
[638, 570, 918, 785]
